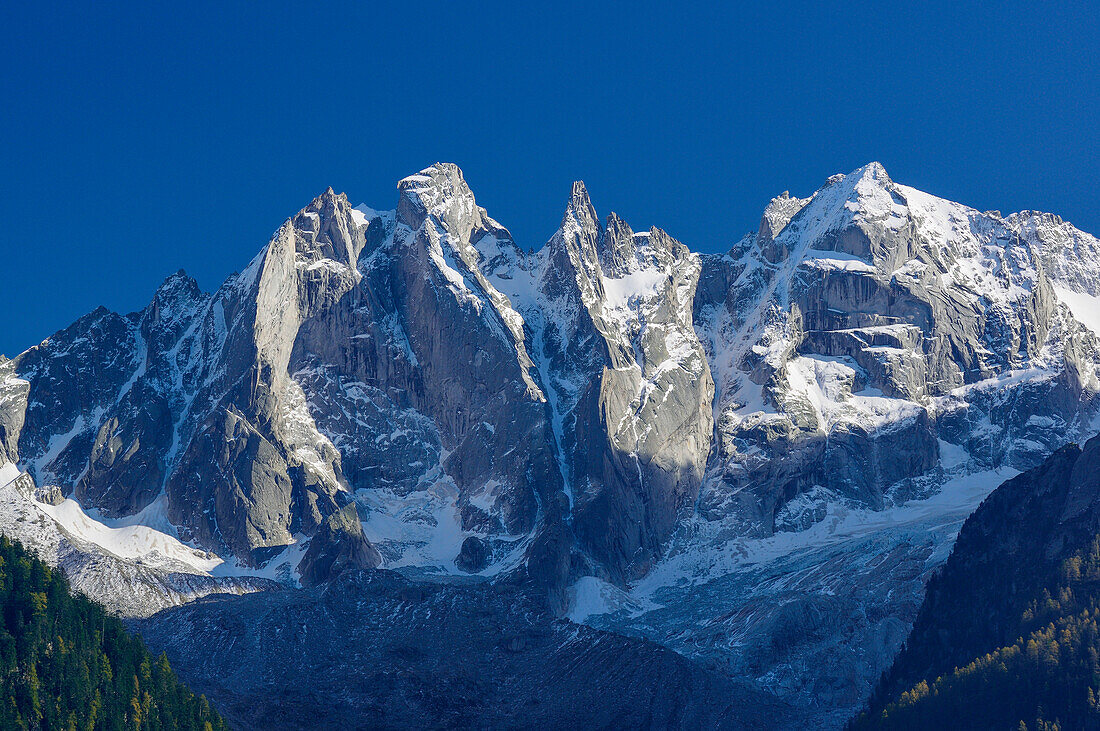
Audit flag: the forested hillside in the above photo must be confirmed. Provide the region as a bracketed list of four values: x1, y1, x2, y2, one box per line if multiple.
[853, 436, 1100, 730]
[0, 535, 227, 730]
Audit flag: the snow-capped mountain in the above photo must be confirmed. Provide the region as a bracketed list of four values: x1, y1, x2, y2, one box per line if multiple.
[694, 162, 1099, 534]
[1, 162, 1098, 724]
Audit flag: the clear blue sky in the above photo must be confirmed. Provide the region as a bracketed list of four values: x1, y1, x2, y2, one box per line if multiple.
[2, 1, 1098, 355]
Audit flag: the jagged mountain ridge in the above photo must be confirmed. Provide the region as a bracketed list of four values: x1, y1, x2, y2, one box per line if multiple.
[1, 161, 1098, 598]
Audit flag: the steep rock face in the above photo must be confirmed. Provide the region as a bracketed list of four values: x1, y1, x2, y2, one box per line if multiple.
[574, 223, 713, 579]
[297, 503, 381, 586]
[0, 190, 377, 566]
[288, 166, 567, 579]
[692, 163, 1100, 536]
[170, 407, 298, 556]
[6, 306, 144, 489]
[511, 183, 715, 582]
[0, 357, 24, 466]
[1006, 209, 1100, 297]
[293, 169, 715, 586]
[163, 189, 366, 559]
[386, 166, 556, 536]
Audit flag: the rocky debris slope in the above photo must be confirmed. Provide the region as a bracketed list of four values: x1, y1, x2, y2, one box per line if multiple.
[578, 465, 1015, 728]
[135, 568, 791, 730]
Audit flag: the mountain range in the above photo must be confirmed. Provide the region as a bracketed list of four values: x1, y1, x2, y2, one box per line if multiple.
[1, 161, 1098, 727]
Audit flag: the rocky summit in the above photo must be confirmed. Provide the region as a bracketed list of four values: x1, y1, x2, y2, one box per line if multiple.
[1, 162, 1099, 727]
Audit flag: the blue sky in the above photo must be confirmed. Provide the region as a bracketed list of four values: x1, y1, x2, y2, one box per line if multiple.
[2, 1, 1098, 355]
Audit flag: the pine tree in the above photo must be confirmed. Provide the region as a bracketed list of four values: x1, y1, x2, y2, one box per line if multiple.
[0, 536, 227, 730]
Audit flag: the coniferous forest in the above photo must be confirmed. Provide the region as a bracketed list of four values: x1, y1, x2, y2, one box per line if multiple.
[0, 536, 227, 730]
[853, 441, 1100, 731]
[853, 535, 1100, 730]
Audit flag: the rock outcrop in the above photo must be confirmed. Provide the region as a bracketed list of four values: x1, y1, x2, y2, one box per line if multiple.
[297, 503, 381, 586]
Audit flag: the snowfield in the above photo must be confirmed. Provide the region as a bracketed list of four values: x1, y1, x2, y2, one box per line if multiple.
[39, 496, 221, 573]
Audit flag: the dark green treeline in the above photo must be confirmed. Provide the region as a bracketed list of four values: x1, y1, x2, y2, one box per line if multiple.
[0, 536, 227, 730]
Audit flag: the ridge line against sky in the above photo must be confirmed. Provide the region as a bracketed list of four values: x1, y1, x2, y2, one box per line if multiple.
[1, 0, 1097, 355]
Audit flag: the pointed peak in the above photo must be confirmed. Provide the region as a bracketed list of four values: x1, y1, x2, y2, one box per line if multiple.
[759, 190, 811, 249]
[149, 269, 203, 319]
[559, 179, 599, 232]
[567, 180, 596, 217]
[398, 162, 467, 190]
[853, 160, 888, 183]
[292, 188, 354, 235]
[803, 161, 901, 220]
[544, 180, 601, 271]
[845, 161, 892, 187]
[155, 269, 200, 294]
[818, 162, 892, 193]
[645, 225, 678, 246]
[603, 212, 635, 247]
[276, 187, 367, 267]
[605, 211, 633, 236]
[293, 188, 353, 232]
[396, 163, 480, 230]
[599, 213, 637, 274]
[305, 186, 347, 207]
[859, 160, 889, 177]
